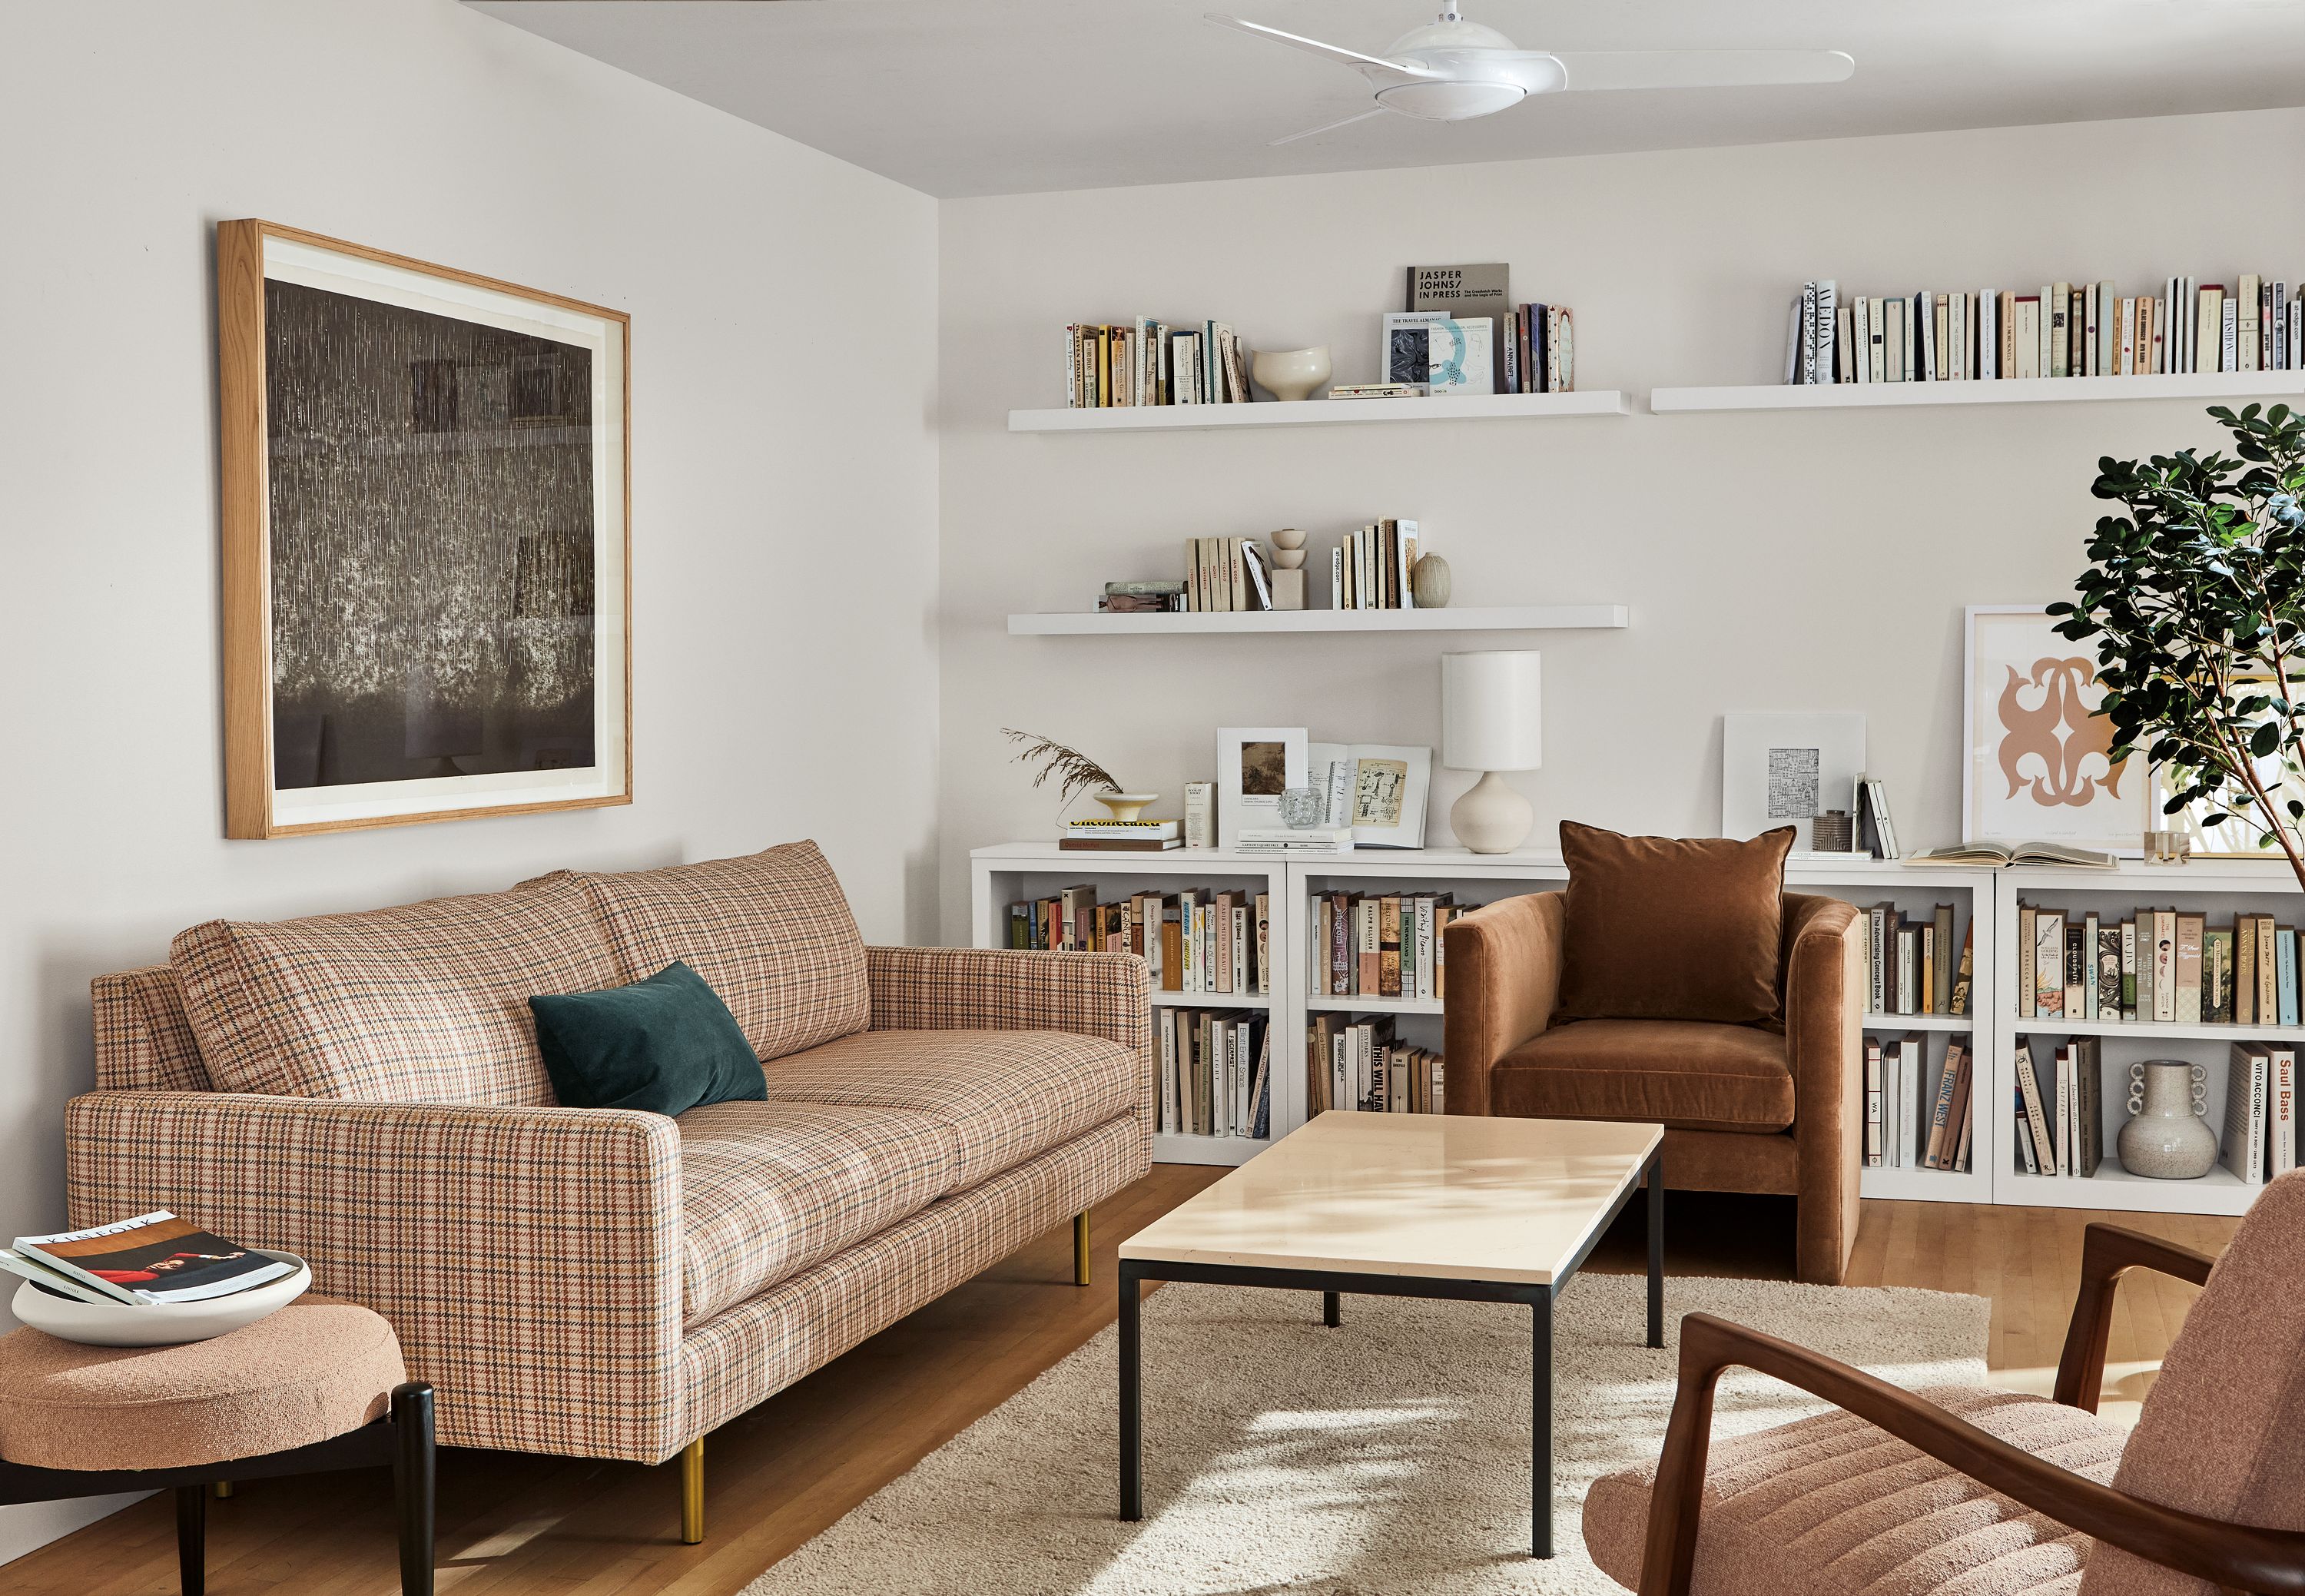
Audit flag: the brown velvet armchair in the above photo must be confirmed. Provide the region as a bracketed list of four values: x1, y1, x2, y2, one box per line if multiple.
[1441, 889, 1864, 1285]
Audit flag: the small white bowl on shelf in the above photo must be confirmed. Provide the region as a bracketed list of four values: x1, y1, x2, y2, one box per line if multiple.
[12, 1249, 311, 1347]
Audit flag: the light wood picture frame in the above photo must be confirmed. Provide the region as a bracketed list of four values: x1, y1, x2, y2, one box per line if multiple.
[217, 220, 631, 838]
[1962, 605, 2146, 854]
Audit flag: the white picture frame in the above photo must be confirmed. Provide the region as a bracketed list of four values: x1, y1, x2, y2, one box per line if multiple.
[1215, 727, 1308, 847]
[1964, 605, 2149, 854]
[1720, 713, 1866, 854]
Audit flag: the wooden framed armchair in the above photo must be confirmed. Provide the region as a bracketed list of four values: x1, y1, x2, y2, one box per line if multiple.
[1583, 1170, 2305, 1596]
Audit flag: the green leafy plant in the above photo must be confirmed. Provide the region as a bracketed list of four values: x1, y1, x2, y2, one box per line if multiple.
[1001, 728, 1122, 809]
[2050, 402, 2305, 889]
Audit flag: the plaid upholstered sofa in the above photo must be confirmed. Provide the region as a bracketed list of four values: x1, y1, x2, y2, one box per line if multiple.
[64, 841, 1151, 1539]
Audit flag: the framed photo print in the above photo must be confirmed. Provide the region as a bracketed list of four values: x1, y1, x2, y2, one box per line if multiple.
[1964, 605, 2147, 854]
[1720, 712, 1866, 854]
[217, 220, 630, 837]
[1215, 726, 1308, 846]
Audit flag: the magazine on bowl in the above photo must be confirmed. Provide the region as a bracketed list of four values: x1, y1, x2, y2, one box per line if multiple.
[12, 1211, 294, 1305]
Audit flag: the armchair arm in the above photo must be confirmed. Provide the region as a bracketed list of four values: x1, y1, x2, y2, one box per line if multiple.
[2051, 1222, 2218, 1411]
[1780, 894, 1864, 1283]
[1441, 892, 1564, 1117]
[1642, 1312, 2305, 1596]
[64, 1090, 685, 1462]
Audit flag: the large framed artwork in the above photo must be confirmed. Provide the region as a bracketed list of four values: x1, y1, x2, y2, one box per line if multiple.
[1964, 605, 2147, 854]
[217, 220, 629, 837]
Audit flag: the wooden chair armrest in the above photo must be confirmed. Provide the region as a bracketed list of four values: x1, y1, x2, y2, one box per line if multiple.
[1638, 1312, 2305, 1596]
[2051, 1223, 2218, 1411]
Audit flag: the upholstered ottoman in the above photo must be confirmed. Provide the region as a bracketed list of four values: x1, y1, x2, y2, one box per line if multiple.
[0, 1299, 434, 1594]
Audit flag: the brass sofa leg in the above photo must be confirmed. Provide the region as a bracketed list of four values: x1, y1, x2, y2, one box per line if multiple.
[1074, 1211, 1092, 1286]
[211, 1481, 233, 1500]
[679, 1437, 705, 1545]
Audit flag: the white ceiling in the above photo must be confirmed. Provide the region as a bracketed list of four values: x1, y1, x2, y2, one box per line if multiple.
[471, 0, 2305, 198]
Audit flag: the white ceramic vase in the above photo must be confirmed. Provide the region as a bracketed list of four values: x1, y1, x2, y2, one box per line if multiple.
[1251, 346, 1332, 403]
[2117, 1060, 2220, 1180]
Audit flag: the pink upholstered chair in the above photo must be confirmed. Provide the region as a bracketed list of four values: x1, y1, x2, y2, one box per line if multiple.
[1584, 1170, 2305, 1596]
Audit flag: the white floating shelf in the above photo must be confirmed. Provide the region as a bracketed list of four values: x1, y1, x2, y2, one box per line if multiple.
[1010, 390, 1630, 433]
[1650, 370, 2305, 413]
[1007, 604, 1629, 636]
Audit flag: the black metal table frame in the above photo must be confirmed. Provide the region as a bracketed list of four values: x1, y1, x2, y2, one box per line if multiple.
[1119, 1144, 1663, 1559]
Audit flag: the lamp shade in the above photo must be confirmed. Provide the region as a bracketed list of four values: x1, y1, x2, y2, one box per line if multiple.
[1441, 651, 1542, 771]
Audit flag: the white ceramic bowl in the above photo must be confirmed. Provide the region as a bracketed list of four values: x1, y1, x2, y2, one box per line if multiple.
[12, 1250, 312, 1346]
[1250, 345, 1332, 402]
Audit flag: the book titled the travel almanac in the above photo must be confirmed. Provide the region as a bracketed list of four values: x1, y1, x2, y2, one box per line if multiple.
[5, 1210, 293, 1305]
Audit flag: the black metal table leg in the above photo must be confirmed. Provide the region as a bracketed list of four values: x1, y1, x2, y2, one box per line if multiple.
[1119, 1263, 1143, 1521]
[1647, 1150, 1665, 1349]
[1322, 1290, 1340, 1327]
[393, 1383, 436, 1594]
[175, 1483, 206, 1596]
[1532, 1289, 1554, 1559]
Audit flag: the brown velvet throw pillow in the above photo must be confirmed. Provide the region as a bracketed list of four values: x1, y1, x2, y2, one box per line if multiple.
[1555, 821, 1795, 1024]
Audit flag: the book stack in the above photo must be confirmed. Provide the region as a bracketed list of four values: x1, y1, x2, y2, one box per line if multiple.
[1060, 819, 1181, 853]
[1234, 826, 1353, 856]
[1786, 274, 2305, 384]
[1179, 536, 1276, 612]
[1308, 891, 1460, 1002]
[1331, 519, 1419, 610]
[1, 1210, 296, 1307]
[1159, 1010, 1271, 1139]
[1866, 1034, 1975, 1171]
[1066, 317, 1248, 408]
[2009, 1037, 2106, 1177]
[2013, 904, 2301, 1025]
[1305, 1014, 1445, 1114]
[1862, 904, 1972, 1017]
[1389, 265, 1574, 395]
[2217, 1040, 2298, 1185]
[1098, 580, 1185, 615]
[1010, 886, 1269, 996]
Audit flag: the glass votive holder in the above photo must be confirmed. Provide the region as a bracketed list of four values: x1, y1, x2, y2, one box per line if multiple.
[1278, 786, 1328, 829]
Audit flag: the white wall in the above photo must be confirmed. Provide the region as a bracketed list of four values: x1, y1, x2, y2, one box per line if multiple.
[936, 107, 2305, 939]
[0, 0, 938, 1560]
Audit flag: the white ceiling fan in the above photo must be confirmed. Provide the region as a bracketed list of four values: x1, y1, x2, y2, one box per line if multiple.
[1206, 5, 1855, 145]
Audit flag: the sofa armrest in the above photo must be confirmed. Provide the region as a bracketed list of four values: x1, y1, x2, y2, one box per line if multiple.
[65, 1091, 685, 1462]
[1441, 892, 1564, 1117]
[1780, 894, 1865, 1284]
[866, 946, 1156, 1129]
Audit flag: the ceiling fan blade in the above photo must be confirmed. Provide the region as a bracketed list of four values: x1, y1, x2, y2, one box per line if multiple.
[1549, 49, 1854, 91]
[1268, 106, 1393, 147]
[1204, 15, 1428, 85]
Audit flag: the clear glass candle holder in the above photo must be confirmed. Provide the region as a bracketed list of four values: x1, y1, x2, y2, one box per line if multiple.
[1278, 786, 1328, 829]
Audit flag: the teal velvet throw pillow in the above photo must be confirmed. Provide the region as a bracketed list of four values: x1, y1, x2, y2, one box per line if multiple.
[529, 961, 765, 1116]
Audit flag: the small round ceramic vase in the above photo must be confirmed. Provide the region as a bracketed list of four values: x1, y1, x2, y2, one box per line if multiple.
[2118, 1059, 2220, 1180]
[1251, 346, 1332, 402]
[1411, 552, 1452, 609]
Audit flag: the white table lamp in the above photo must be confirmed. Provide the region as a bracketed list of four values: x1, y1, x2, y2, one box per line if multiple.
[1442, 651, 1542, 854]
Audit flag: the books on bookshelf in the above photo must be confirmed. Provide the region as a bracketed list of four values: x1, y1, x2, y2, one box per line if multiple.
[1010, 885, 1270, 997]
[1785, 275, 2304, 385]
[1162, 536, 1279, 612]
[2221, 1040, 2299, 1184]
[1862, 903, 1971, 1017]
[1159, 1009, 1271, 1137]
[1308, 891, 1460, 1001]
[1866, 1033, 1975, 1170]
[1067, 317, 1248, 409]
[1329, 519, 1419, 611]
[1305, 1014, 1445, 1114]
[1099, 579, 1186, 616]
[2014, 904, 2301, 1026]
[1059, 819, 1182, 852]
[2010, 1037, 2104, 1176]
[2, 1211, 294, 1306]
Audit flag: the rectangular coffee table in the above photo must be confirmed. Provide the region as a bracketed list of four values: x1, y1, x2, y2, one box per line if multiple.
[1116, 1111, 1664, 1558]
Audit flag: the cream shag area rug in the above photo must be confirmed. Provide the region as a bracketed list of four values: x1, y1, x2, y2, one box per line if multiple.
[743, 1275, 1988, 1596]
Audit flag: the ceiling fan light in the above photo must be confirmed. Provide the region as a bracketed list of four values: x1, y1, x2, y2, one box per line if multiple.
[1373, 78, 1526, 120]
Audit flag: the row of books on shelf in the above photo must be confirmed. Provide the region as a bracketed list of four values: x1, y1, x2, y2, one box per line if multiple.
[2010, 1037, 2298, 1184]
[1310, 891, 1464, 1002]
[1788, 275, 2305, 385]
[1862, 903, 1974, 1017]
[2015, 905, 2303, 1026]
[1333, 519, 1419, 610]
[1305, 1015, 1446, 1116]
[1006, 885, 1272, 995]
[1867, 1034, 1975, 1171]
[1158, 1009, 1271, 1139]
[1066, 318, 1248, 409]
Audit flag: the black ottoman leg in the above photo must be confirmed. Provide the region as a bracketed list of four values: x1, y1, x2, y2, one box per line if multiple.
[392, 1382, 436, 1595]
[174, 1483, 205, 1596]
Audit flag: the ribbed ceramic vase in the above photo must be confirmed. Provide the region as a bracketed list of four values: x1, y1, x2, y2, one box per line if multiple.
[2117, 1059, 2219, 1180]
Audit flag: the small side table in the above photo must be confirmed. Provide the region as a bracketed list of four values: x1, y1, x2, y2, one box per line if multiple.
[0, 1298, 434, 1595]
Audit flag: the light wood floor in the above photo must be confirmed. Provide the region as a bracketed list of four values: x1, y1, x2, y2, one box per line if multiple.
[3, 1174, 2236, 1596]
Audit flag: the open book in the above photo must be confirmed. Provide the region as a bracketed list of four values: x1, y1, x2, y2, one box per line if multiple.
[1912, 840, 2116, 869]
[9, 1211, 294, 1305]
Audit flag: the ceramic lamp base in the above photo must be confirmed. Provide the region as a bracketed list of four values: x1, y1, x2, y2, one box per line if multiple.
[1451, 770, 1533, 854]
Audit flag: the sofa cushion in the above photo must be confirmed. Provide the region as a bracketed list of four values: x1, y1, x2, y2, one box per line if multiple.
[1494, 1018, 1796, 1133]
[170, 875, 622, 1104]
[675, 1100, 954, 1326]
[554, 841, 869, 1065]
[1583, 1385, 2128, 1596]
[758, 1028, 1139, 1191]
[529, 962, 766, 1117]
[1557, 820, 1794, 1024]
